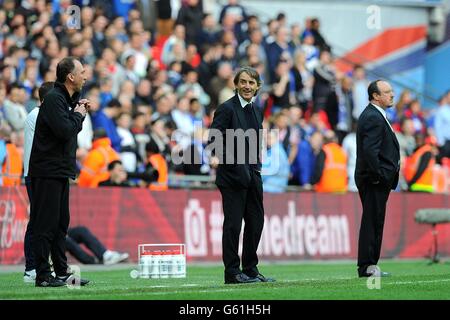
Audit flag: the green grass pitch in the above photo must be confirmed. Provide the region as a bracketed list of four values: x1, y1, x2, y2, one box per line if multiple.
[1, 260, 449, 300]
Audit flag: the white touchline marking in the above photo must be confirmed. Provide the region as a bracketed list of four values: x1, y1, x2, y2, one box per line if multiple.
[383, 279, 450, 285]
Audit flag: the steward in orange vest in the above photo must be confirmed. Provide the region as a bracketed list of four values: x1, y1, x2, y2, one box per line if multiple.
[404, 136, 438, 192]
[146, 139, 168, 191]
[314, 133, 348, 193]
[2, 142, 23, 186]
[78, 130, 120, 187]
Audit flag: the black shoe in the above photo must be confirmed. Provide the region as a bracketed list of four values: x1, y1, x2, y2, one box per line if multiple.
[251, 273, 276, 282]
[35, 276, 66, 287]
[57, 273, 90, 286]
[224, 273, 261, 284]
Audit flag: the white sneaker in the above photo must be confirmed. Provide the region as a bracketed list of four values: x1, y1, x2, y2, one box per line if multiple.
[118, 252, 129, 262]
[23, 269, 36, 283]
[103, 250, 129, 265]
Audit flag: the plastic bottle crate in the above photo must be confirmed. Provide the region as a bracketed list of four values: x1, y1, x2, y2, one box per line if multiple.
[138, 244, 186, 279]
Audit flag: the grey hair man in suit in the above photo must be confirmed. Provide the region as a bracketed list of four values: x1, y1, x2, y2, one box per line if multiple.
[355, 80, 400, 277]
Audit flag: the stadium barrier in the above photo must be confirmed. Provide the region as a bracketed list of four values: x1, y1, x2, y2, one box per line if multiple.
[0, 186, 448, 264]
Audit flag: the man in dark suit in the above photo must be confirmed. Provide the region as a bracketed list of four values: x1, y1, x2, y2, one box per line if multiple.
[209, 67, 275, 284]
[355, 80, 400, 278]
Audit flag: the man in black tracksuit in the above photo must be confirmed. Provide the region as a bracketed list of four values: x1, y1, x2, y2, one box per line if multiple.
[29, 57, 90, 287]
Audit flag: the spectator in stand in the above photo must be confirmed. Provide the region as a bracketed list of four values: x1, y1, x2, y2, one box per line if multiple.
[176, 0, 204, 45]
[196, 44, 220, 101]
[404, 135, 439, 193]
[342, 123, 358, 192]
[0, 124, 10, 187]
[220, 43, 239, 70]
[133, 79, 154, 108]
[310, 18, 330, 52]
[325, 75, 354, 144]
[91, 97, 122, 152]
[78, 129, 121, 188]
[395, 118, 417, 159]
[404, 99, 427, 135]
[266, 26, 294, 84]
[116, 112, 138, 173]
[146, 139, 169, 191]
[290, 49, 313, 112]
[162, 24, 187, 67]
[91, 15, 109, 58]
[123, 31, 150, 78]
[99, 160, 131, 187]
[172, 96, 195, 147]
[1, 120, 22, 187]
[238, 28, 267, 68]
[262, 129, 289, 193]
[117, 52, 140, 86]
[271, 111, 299, 165]
[432, 90, 450, 160]
[291, 130, 324, 189]
[219, 76, 236, 107]
[210, 61, 234, 110]
[197, 13, 220, 47]
[219, 0, 248, 42]
[289, 23, 302, 48]
[312, 50, 336, 112]
[3, 83, 27, 132]
[263, 18, 279, 48]
[313, 130, 348, 192]
[351, 65, 370, 120]
[269, 59, 294, 113]
[386, 89, 412, 127]
[182, 126, 210, 177]
[177, 68, 210, 109]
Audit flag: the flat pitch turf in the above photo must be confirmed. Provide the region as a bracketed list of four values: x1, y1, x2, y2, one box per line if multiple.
[0, 260, 449, 300]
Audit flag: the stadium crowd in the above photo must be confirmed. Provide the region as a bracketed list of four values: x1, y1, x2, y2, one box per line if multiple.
[1, 0, 449, 193]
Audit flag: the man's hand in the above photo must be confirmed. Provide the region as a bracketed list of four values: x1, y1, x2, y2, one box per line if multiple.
[78, 99, 91, 110]
[74, 103, 88, 117]
[210, 156, 220, 169]
[74, 99, 91, 117]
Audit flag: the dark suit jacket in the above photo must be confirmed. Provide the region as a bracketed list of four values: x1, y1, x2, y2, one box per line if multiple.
[209, 94, 263, 189]
[355, 104, 400, 190]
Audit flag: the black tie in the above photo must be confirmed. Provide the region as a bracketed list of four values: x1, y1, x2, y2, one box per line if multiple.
[242, 102, 260, 171]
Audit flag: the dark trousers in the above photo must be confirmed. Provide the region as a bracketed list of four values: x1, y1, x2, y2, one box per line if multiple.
[357, 182, 391, 276]
[30, 177, 70, 279]
[24, 176, 34, 271]
[219, 170, 264, 277]
[66, 226, 107, 264]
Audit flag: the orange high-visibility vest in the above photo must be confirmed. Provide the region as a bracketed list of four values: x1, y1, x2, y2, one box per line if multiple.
[2, 143, 23, 186]
[404, 144, 434, 192]
[432, 165, 447, 194]
[148, 153, 168, 191]
[78, 137, 120, 187]
[315, 142, 348, 193]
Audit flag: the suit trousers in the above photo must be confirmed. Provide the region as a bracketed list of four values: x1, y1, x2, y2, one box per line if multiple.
[357, 181, 391, 275]
[219, 169, 264, 277]
[30, 177, 70, 280]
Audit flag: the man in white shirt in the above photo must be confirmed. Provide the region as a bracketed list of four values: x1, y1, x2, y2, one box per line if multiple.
[22, 81, 54, 283]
